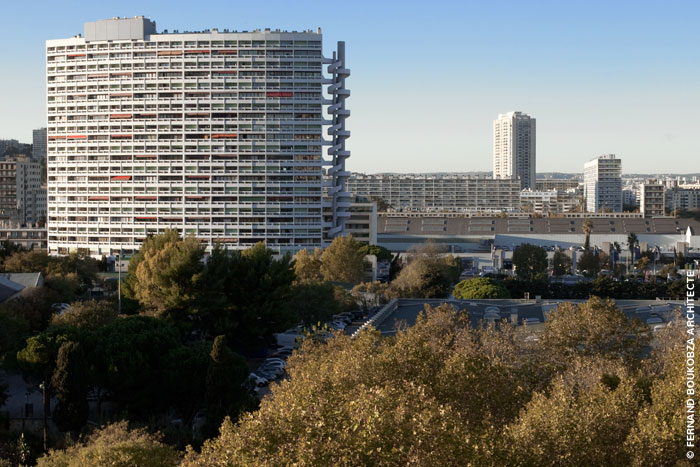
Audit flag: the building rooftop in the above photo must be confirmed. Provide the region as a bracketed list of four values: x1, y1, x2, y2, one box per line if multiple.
[377, 214, 700, 236]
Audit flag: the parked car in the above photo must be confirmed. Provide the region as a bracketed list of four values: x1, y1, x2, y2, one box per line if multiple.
[248, 373, 269, 387]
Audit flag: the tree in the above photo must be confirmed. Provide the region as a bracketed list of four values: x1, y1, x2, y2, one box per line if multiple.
[351, 281, 391, 308]
[576, 250, 601, 277]
[627, 232, 638, 270]
[389, 242, 461, 298]
[51, 341, 89, 434]
[320, 235, 366, 284]
[582, 218, 593, 251]
[357, 244, 393, 262]
[36, 421, 180, 467]
[50, 300, 118, 330]
[17, 330, 73, 451]
[292, 248, 323, 283]
[551, 250, 572, 276]
[512, 244, 548, 281]
[126, 232, 205, 314]
[183, 304, 522, 466]
[92, 316, 181, 419]
[453, 277, 510, 299]
[636, 256, 651, 273]
[203, 336, 254, 438]
[539, 298, 649, 365]
[287, 281, 345, 325]
[504, 357, 642, 466]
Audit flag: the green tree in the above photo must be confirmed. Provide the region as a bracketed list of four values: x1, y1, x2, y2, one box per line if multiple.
[92, 316, 181, 419]
[203, 336, 254, 438]
[512, 244, 548, 281]
[453, 277, 510, 299]
[36, 421, 180, 467]
[51, 341, 89, 434]
[582, 218, 593, 251]
[320, 235, 366, 284]
[577, 250, 601, 277]
[358, 244, 393, 262]
[627, 232, 638, 270]
[551, 250, 572, 276]
[286, 281, 342, 325]
[126, 231, 205, 314]
[50, 300, 118, 330]
[292, 248, 323, 283]
[197, 243, 296, 349]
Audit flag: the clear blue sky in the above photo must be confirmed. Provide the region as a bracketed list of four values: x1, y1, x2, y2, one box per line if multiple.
[0, 0, 698, 174]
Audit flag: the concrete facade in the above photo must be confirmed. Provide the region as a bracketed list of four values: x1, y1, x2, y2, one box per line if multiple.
[493, 111, 536, 190]
[347, 173, 521, 213]
[47, 17, 349, 256]
[584, 154, 622, 213]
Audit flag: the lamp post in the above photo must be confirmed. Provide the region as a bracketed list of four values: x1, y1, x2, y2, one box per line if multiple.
[117, 248, 122, 315]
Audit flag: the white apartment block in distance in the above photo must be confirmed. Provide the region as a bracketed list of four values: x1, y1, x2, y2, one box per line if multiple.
[583, 154, 622, 213]
[46, 16, 350, 257]
[493, 111, 536, 190]
[347, 173, 521, 213]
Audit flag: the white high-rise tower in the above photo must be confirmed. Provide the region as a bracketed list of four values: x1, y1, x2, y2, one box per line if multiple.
[46, 17, 350, 256]
[493, 111, 536, 190]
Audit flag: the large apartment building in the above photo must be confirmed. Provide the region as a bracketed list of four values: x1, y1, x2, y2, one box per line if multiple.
[493, 111, 536, 189]
[46, 17, 350, 256]
[583, 154, 622, 213]
[347, 173, 521, 213]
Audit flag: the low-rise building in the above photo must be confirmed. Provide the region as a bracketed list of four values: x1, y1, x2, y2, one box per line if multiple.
[345, 197, 377, 245]
[0, 223, 47, 250]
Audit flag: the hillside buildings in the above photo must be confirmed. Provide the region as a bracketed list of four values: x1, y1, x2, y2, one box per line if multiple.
[493, 111, 536, 189]
[46, 16, 350, 256]
[583, 154, 622, 213]
[0, 155, 46, 224]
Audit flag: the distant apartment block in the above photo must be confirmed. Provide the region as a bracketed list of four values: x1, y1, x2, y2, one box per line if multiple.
[0, 155, 46, 224]
[666, 187, 700, 212]
[493, 111, 536, 189]
[640, 181, 665, 217]
[519, 189, 580, 214]
[347, 173, 521, 213]
[622, 188, 638, 208]
[32, 128, 47, 160]
[583, 154, 622, 213]
[47, 17, 350, 256]
[535, 178, 581, 192]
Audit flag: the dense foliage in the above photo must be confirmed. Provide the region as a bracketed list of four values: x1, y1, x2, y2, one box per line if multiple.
[182, 299, 689, 466]
[453, 277, 511, 299]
